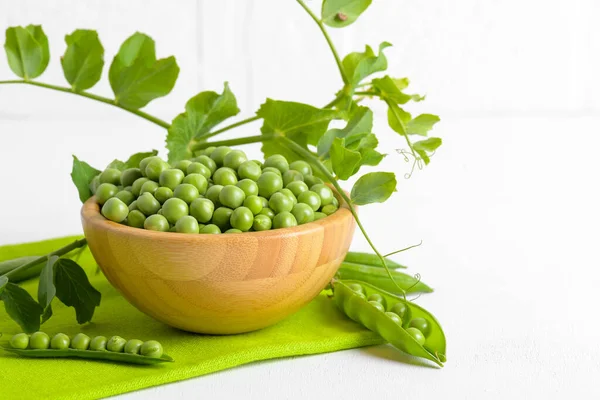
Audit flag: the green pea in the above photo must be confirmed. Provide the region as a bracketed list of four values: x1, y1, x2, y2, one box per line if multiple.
[127, 210, 146, 228]
[210, 146, 232, 167]
[259, 196, 269, 208]
[50, 333, 70, 350]
[185, 162, 211, 180]
[289, 160, 312, 176]
[131, 177, 150, 197]
[282, 170, 304, 187]
[313, 212, 327, 221]
[409, 318, 432, 338]
[286, 181, 309, 197]
[161, 198, 189, 224]
[264, 154, 289, 174]
[258, 172, 283, 198]
[144, 214, 170, 232]
[175, 215, 200, 233]
[406, 327, 426, 345]
[321, 204, 338, 216]
[173, 183, 200, 204]
[202, 146, 216, 155]
[139, 156, 162, 175]
[124, 339, 144, 355]
[259, 207, 275, 219]
[182, 173, 208, 195]
[367, 293, 387, 308]
[252, 214, 272, 231]
[159, 168, 185, 190]
[278, 188, 297, 205]
[225, 228, 242, 233]
[95, 183, 118, 205]
[89, 336, 108, 351]
[223, 149, 248, 170]
[389, 302, 409, 319]
[120, 168, 143, 187]
[237, 160, 262, 181]
[173, 160, 192, 173]
[115, 190, 135, 206]
[273, 211, 297, 229]
[368, 300, 385, 312]
[213, 167, 238, 186]
[251, 159, 263, 168]
[27, 331, 50, 349]
[199, 224, 221, 234]
[303, 175, 323, 188]
[128, 200, 138, 211]
[140, 180, 159, 195]
[137, 192, 161, 215]
[292, 203, 314, 225]
[140, 340, 164, 358]
[193, 155, 217, 174]
[190, 198, 215, 223]
[101, 197, 129, 223]
[243, 195, 263, 215]
[145, 158, 169, 181]
[269, 192, 294, 214]
[331, 196, 339, 208]
[297, 191, 321, 212]
[347, 283, 365, 296]
[236, 179, 259, 197]
[10, 333, 29, 349]
[71, 333, 91, 350]
[99, 168, 122, 185]
[89, 175, 101, 194]
[106, 336, 127, 352]
[385, 312, 403, 325]
[262, 166, 282, 176]
[230, 207, 254, 231]
[311, 184, 334, 206]
[219, 185, 246, 209]
[205, 185, 224, 206]
[212, 207, 234, 231]
[154, 187, 174, 204]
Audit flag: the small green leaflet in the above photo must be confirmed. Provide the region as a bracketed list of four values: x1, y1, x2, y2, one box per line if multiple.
[342, 42, 391, 88]
[0, 276, 7, 296]
[387, 103, 439, 136]
[317, 106, 373, 157]
[371, 76, 424, 104]
[53, 258, 101, 324]
[167, 83, 240, 162]
[351, 171, 397, 205]
[38, 256, 58, 324]
[322, 0, 372, 28]
[109, 32, 180, 109]
[106, 150, 158, 171]
[330, 137, 361, 180]
[61, 29, 104, 92]
[0, 282, 42, 333]
[71, 155, 100, 203]
[4, 25, 50, 79]
[406, 114, 440, 136]
[413, 137, 442, 165]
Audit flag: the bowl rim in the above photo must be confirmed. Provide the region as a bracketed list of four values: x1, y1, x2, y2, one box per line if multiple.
[81, 190, 353, 240]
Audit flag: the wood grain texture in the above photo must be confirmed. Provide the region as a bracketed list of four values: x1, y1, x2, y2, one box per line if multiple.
[81, 194, 356, 334]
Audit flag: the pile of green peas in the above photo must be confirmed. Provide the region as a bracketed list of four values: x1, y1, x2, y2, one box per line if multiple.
[89, 147, 340, 234]
[9, 331, 164, 358]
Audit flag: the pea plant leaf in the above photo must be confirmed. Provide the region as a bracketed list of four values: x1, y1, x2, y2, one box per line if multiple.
[70, 155, 100, 203]
[330, 137, 362, 180]
[37, 256, 58, 324]
[53, 258, 101, 324]
[322, 0, 372, 28]
[0, 282, 42, 333]
[413, 137, 442, 165]
[167, 83, 240, 162]
[342, 42, 391, 88]
[0, 276, 7, 296]
[109, 32, 180, 109]
[317, 106, 373, 157]
[351, 171, 397, 205]
[371, 76, 424, 104]
[346, 132, 385, 171]
[4, 25, 50, 79]
[61, 29, 104, 92]
[106, 149, 158, 171]
[386, 102, 411, 136]
[406, 114, 440, 136]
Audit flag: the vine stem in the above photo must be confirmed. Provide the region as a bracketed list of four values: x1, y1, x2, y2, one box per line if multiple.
[296, 0, 349, 85]
[203, 116, 261, 140]
[3, 238, 88, 280]
[192, 133, 275, 151]
[0, 80, 171, 129]
[385, 98, 417, 160]
[278, 136, 407, 297]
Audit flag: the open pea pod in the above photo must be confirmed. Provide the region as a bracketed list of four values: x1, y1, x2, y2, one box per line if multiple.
[337, 262, 433, 293]
[344, 252, 407, 269]
[0, 346, 174, 365]
[333, 280, 446, 366]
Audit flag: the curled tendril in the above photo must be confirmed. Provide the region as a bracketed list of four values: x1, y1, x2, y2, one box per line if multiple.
[404, 273, 422, 293]
[384, 240, 423, 258]
[395, 148, 438, 179]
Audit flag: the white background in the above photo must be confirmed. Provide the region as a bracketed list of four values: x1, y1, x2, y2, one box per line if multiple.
[1, 0, 600, 398]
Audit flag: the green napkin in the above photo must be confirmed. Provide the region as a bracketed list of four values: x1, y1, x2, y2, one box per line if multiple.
[0, 236, 383, 400]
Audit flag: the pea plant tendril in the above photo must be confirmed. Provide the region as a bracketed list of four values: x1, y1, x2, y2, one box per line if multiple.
[0, 0, 445, 365]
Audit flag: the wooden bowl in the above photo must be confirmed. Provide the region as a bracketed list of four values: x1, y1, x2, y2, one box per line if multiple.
[81, 194, 356, 334]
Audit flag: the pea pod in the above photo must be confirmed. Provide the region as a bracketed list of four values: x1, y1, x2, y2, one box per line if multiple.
[0, 256, 44, 283]
[343, 252, 407, 269]
[337, 262, 433, 293]
[333, 280, 446, 366]
[0, 346, 174, 365]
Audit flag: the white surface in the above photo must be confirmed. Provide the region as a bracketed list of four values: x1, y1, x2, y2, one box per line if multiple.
[1, 0, 600, 399]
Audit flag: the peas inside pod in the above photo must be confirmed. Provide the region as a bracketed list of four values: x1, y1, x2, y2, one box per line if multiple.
[92, 149, 340, 234]
[1, 332, 173, 365]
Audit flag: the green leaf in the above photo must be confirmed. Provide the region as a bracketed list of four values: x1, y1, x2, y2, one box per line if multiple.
[0, 276, 7, 296]
[4, 25, 50, 79]
[53, 258, 101, 324]
[167, 83, 240, 162]
[71, 155, 100, 203]
[322, 0, 372, 28]
[109, 32, 180, 109]
[0, 282, 42, 333]
[386, 102, 411, 136]
[415, 149, 430, 165]
[342, 42, 391, 88]
[413, 137, 442, 152]
[38, 256, 58, 324]
[351, 172, 397, 205]
[330, 138, 362, 180]
[317, 106, 372, 157]
[372, 76, 424, 104]
[406, 114, 440, 136]
[61, 30, 104, 91]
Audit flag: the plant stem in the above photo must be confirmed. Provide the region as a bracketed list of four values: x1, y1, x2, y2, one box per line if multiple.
[355, 91, 377, 97]
[3, 238, 88, 280]
[278, 136, 406, 297]
[0, 80, 171, 129]
[385, 99, 417, 159]
[296, 0, 349, 85]
[323, 92, 346, 109]
[204, 116, 261, 140]
[192, 134, 276, 151]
